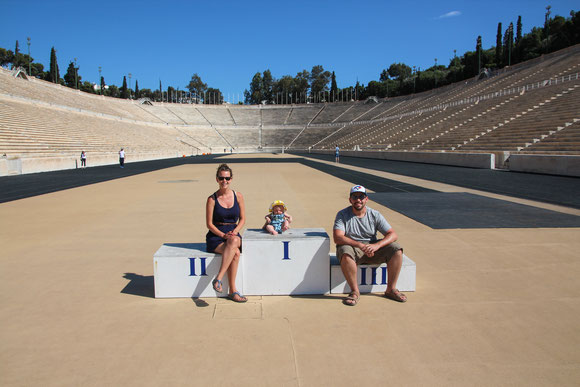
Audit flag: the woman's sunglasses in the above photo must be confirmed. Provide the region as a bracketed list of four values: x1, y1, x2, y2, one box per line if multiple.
[218, 176, 231, 181]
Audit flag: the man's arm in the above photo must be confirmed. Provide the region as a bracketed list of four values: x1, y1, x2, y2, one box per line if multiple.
[333, 228, 365, 249]
[333, 227, 398, 257]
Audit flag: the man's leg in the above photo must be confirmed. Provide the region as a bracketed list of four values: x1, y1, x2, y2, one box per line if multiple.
[340, 253, 360, 305]
[385, 250, 407, 302]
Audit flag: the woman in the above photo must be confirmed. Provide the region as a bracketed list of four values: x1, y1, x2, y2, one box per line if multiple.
[206, 163, 247, 302]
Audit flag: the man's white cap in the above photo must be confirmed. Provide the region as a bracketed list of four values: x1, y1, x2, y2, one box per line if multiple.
[350, 185, 366, 195]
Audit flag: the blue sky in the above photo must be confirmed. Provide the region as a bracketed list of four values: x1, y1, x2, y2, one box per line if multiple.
[1, 0, 577, 102]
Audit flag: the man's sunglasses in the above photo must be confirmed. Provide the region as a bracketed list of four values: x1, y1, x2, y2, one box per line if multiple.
[350, 194, 367, 200]
[218, 176, 231, 181]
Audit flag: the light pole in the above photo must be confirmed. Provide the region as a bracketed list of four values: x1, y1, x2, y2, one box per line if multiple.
[98, 66, 102, 95]
[26, 37, 31, 76]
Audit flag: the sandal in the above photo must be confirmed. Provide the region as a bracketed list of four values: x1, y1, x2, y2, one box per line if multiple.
[228, 291, 247, 303]
[384, 289, 407, 303]
[212, 279, 223, 293]
[343, 292, 360, 306]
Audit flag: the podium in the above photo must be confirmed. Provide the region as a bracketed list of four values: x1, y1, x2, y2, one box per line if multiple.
[329, 253, 416, 294]
[242, 228, 330, 295]
[153, 243, 243, 298]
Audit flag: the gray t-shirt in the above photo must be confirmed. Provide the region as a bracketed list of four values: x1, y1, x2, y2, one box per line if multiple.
[333, 206, 391, 243]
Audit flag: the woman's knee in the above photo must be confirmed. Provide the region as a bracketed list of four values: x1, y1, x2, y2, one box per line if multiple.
[226, 235, 241, 248]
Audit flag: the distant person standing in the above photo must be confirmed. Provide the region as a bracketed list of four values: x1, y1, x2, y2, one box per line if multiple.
[335, 145, 340, 163]
[80, 151, 86, 168]
[119, 148, 125, 168]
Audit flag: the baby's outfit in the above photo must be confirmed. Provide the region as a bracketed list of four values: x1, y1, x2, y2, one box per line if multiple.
[269, 213, 285, 233]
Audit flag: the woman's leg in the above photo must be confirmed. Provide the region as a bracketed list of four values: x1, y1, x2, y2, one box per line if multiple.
[213, 235, 241, 285]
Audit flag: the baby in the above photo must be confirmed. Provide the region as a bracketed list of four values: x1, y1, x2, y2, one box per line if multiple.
[264, 200, 293, 235]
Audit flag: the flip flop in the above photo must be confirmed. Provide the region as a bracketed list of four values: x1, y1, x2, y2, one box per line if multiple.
[212, 279, 223, 293]
[228, 291, 247, 303]
[343, 292, 360, 306]
[384, 289, 407, 303]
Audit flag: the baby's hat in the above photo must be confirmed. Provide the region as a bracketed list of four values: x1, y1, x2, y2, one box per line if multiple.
[269, 200, 287, 213]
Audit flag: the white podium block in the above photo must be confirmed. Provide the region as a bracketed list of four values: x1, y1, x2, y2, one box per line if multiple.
[242, 228, 330, 295]
[330, 253, 416, 294]
[153, 243, 243, 298]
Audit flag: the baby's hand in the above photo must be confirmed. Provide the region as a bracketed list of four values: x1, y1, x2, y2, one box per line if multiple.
[265, 216, 271, 223]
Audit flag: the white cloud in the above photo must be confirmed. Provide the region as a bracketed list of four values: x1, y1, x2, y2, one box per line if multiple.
[436, 11, 461, 19]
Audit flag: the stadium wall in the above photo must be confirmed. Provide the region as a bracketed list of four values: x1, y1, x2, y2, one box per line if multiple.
[305, 150, 580, 176]
[307, 150, 496, 169]
[0, 152, 183, 176]
[508, 154, 580, 177]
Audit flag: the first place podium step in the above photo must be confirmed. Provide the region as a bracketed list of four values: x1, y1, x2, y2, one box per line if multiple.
[242, 228, 330, 295]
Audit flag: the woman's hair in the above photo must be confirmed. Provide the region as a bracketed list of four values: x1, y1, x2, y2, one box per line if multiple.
[216, 163, 233, 178]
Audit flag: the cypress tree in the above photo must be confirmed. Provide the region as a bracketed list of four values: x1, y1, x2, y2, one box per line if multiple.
[476, 36, 482, 75]
[121, 76, 128, 99]
[135, 80, 139, 99]
[496, 23, 503, 66]
[49, 47, 60, 83]
[330, 71, 338, 102]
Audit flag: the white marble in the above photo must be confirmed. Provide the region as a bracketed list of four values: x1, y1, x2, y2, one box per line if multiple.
[153, 243, 242, 298]
[330, 253, 416, 294]
[241, 228, 331, 295]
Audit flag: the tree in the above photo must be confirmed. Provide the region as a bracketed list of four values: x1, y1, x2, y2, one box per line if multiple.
[14, 40, 19, 56]
[48, 47, 60, 83]
[330, 71, 338, 102]
[496, 22, 503, 66]
[186, 73, 207, 101]
[476, 36, 482, 75]
[245, 72, 263, 104]
[79, 81, 96, 94]
[139, 88, 153, 100]
[100, 77, 105, 95]
[261, 69, 274, 103]
[64, 61, 77, 88]
[310, 65, 331, 102]
[121, 76, 128, 99]
[167, 86, 175, 103]
[134, 80, 139, 99]
[107, 84, 119, 98]
[205, 87, 223, 104]
[0, 48, 14, 66]
[273, 75, 294, 104]
[387, 63, 412, 83]
[503, 22, 514, 66]
[293, 70, 310, 103]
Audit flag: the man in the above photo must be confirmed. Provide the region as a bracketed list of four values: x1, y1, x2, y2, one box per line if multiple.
[333, 185, 407, 306]
[334, 145, 340, 163]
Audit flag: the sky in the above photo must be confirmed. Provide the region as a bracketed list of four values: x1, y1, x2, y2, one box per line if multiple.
[1, 0, 577, 103]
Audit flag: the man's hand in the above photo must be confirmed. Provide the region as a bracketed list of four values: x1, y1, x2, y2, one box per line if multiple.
[360, 243, 379, 257]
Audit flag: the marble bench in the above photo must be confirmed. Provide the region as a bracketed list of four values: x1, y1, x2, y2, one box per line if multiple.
[153, 243, 243, 298]
[329, 253, 416, 294]
[153, 229, 416, 298]
[242, 228, 330, 295]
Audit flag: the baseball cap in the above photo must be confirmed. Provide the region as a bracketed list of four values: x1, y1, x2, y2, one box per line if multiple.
[349, 185, 366, 195]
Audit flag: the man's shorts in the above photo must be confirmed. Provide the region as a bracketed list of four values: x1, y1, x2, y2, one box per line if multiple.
[336, 241, 402, 265]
